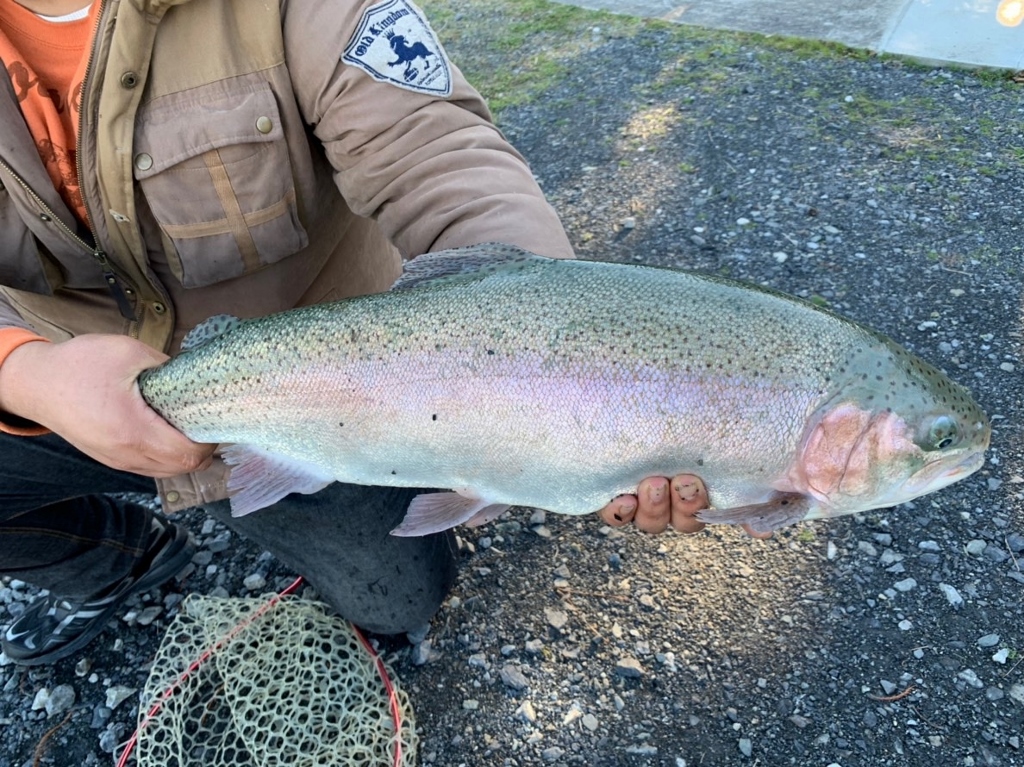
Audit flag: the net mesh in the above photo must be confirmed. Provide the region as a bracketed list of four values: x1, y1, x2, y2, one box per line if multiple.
[133, 594, 417, 767]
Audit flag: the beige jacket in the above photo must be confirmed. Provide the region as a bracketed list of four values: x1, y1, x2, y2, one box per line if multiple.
[0, 0, 572, 510]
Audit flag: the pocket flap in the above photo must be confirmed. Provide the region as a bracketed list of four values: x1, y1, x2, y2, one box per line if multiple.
[134, 80, 284, 179]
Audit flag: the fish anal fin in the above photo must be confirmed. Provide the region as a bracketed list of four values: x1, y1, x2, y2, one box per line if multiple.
[465, 503, 511, 528]
[390, 492, 502, 536]
[221, 444, 334, 517]
[391, 243, 547, 291]
[697, 492, 811, 534]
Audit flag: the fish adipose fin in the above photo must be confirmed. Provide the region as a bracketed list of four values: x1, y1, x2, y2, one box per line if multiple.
[391, 242, 547, 291]
[221, 444, 335, 517]
[697, 492, 811, 534]
[391, 492, 510, 537]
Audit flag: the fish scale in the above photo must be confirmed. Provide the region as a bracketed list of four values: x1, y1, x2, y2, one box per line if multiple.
[139, 243, 989, 535]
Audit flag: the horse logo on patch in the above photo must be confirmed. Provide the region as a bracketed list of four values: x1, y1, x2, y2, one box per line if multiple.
[343, 0, 452, 97]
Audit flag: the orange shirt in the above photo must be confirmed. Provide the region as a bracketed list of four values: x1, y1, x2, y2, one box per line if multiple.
[0, 0, 98, 227]
[0, 2, 96, 433]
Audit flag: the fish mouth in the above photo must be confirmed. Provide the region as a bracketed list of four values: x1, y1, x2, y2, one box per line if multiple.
[902, 448, 987, 499]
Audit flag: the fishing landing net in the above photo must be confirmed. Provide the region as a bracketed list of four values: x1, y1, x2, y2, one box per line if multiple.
[128, 593, 417, 767]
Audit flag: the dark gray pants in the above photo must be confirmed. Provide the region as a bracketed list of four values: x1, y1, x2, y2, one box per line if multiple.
[0, 432, 457, 634]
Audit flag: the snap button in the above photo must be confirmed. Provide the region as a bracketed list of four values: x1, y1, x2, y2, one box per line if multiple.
[152, 301, 167, 314]
[165, 490, 181, 503]
[134, 153, 154, 172]
[120, 71, 139, 89]
[255, 116, 273, 134]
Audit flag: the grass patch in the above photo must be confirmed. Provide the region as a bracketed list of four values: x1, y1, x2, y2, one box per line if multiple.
[421, 0, 644, 113]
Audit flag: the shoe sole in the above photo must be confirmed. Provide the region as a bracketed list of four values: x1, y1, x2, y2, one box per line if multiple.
[4, 525, 194, 666]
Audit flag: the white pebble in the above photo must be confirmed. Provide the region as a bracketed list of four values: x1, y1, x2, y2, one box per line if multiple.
[105, 686, 137, 711]
[939, 583, 964, 607]
[958, 669, 984, 689]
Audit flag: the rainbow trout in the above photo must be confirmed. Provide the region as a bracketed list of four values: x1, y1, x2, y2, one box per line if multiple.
[139, 244, 990, 535]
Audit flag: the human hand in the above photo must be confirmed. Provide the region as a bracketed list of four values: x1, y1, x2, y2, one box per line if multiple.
[597, 475, 773, 538]
[0, 334, 214, 477]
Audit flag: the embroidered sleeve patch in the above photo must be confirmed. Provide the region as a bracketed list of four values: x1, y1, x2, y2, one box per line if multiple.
[342, 0, 452, 97]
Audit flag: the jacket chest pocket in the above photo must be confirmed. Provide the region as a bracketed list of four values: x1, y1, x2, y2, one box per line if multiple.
[133, 79, 308, 288]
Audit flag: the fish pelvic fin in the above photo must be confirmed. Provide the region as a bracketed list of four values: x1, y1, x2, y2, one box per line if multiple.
[696, 492, 811, 534]
[391, 243, 549, 291]
[221, 444, 335, 517]
[390, 492, 510, 537]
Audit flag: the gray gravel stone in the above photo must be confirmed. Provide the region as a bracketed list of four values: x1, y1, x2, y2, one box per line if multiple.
[965, 539, 987, 556]
[958, 669, 984, 689]
[544, 607, 569, 630]
[499, 664, 529, 690]
[894, 577, 917, 592]
[614, 657, 644, 678]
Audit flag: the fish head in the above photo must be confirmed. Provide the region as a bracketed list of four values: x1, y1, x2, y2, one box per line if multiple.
[792, 344, 990, 518]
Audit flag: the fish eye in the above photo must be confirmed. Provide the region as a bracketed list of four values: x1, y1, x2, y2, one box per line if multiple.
[924, 415, 959, 451]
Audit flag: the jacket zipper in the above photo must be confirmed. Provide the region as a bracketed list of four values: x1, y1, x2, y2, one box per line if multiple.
[73, 0, 138, 324]
[0, 156, 137, 323]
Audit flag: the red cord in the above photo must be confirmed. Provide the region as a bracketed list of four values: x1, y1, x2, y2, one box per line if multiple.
[116, 575, 405, 767]
[353, 623, 404, 766]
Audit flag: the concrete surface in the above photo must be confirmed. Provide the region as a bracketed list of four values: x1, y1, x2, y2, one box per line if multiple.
[553, 0, 1024, 69]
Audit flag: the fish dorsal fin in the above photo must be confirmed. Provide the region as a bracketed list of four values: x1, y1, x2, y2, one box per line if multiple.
[391, 242, 548, 291]
[180, 314, 241, 352]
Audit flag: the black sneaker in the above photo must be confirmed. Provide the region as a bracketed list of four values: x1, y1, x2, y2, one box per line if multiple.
[1, 517, 194, 666]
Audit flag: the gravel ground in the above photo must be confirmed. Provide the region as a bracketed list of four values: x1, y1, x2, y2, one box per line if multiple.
[2, 5, 1022, 767]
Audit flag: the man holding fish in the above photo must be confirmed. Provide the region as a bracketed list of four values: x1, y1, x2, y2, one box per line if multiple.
[0, 0, 718, 666]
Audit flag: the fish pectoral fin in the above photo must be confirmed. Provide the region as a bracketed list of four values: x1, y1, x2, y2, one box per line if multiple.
[390, 492, 506, 537]
[221, 444, 335, 517]
[696, 492, 811, 534]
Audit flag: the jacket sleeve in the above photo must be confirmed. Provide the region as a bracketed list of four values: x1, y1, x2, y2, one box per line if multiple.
[280, 0, 573, 260]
